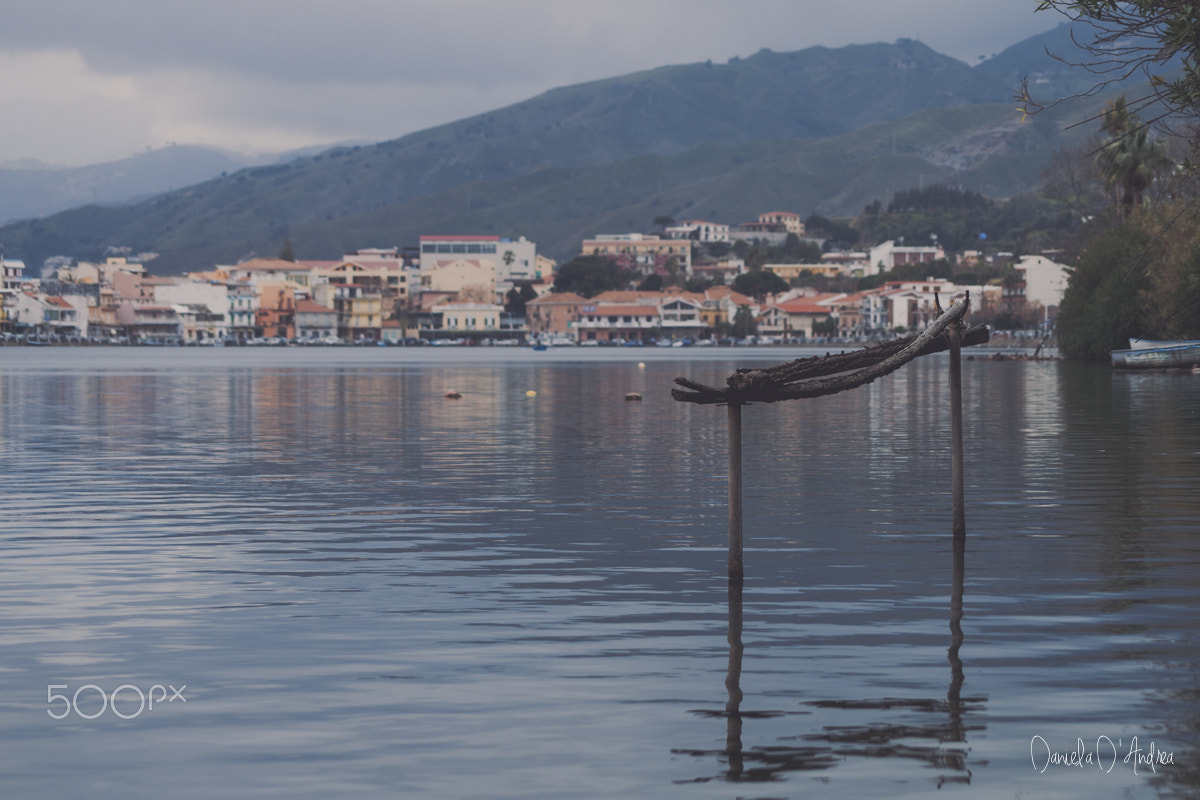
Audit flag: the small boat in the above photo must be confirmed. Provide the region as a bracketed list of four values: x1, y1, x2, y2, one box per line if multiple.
[1111, 338, 1200, 370]
[1128, 338, 1200, 350]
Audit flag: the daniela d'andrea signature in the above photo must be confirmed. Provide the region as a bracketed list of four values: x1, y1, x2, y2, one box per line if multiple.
[1031, 735, 1174, 775]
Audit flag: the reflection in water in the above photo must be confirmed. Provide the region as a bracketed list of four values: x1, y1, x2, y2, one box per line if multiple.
[679, 532, 985, 787]
[675, 572, 838, 783]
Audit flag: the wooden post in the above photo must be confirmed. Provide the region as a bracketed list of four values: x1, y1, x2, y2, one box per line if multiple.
[727, 401, 744, 577]
[948, 321, 966, 541]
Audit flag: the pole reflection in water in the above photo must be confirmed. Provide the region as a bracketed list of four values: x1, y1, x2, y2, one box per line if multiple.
[724, 573, 744, 780]
[678, 538, 983, 788]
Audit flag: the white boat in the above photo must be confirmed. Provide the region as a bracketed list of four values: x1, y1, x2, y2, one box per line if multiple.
[1128, 338, 1200, 350]
[1111, 338, 1200, 370]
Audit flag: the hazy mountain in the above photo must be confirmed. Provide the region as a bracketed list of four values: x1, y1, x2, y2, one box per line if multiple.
[0, 32, 1114, 273]
[0, 146, 247, 225]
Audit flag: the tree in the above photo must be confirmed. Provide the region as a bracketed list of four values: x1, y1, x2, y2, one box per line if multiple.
[458, 283, 493, 304]
[503, 250, 515, 267]
[811, 317, 839, 336]
[731, 304, 757, 338]
[278, 238, 296, 262]
[1096, 96, 1172, 217]
[1057, 222, 1154, 360]
[732, 269, 788, 298]
[552, 255, 632, 298]
[637, 273, 664, 291]
[653, 215, 675, 231]
[1026, 3, 1200, 158]
[505, 283, 537, 315]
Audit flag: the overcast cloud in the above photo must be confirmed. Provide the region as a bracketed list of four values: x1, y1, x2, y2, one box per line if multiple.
[0, 1, 1059, 166]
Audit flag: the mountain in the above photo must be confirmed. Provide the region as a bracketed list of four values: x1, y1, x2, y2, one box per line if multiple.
[0, 34, 1112, 273]
[0, 146, 247, 225]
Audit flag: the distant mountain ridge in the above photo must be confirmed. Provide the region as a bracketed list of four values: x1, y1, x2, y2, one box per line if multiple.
[0, 146, 245, 225]
[0, 24, 1114, 272]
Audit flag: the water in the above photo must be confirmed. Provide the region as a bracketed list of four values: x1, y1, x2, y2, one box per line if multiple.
[0, 347, 1198, 798]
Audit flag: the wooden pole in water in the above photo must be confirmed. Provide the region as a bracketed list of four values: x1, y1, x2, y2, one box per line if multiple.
[948, 320, 966, 541]
[727, 401, 744, 577]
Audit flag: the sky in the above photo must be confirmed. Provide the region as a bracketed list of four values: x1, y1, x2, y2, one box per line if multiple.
[0, 1, 1061, 167]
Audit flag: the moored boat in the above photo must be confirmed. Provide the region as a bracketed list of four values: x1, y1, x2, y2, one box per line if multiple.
[1111, 338, 1200, 370]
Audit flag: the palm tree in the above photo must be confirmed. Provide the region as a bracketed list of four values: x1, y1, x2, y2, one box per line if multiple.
[1097, 96, 1172, 218]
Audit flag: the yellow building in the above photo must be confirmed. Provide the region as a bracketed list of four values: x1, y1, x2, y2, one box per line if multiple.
[764, 263, 842, 281]
[758, 211, 805, 236]
[581, 234, 692, 276]
[421, 258, 497, 300]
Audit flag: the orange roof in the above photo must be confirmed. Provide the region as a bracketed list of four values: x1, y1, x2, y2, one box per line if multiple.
[705, 285, 755, 305]
[294, 299, 332, 313]
[528, 292, 588, 304]
[774, 299, 833, 314]
[235, 258, 303, 271]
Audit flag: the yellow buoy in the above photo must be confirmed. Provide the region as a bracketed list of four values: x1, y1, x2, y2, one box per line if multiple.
[638, 362, 646, 369]
[526, 390, 537, 397]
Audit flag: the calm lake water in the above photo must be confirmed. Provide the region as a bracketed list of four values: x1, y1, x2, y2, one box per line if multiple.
[0, 346, 1198, 799]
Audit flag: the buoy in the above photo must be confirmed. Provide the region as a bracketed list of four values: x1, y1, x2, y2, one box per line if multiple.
[445, 391, 462, 399]
[526, 390, 537, 397]
[638, 362, 646, 369]
[625, 392, 642, 401]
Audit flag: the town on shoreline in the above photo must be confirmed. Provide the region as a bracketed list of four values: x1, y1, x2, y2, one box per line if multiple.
[1, 211, 1068, 350]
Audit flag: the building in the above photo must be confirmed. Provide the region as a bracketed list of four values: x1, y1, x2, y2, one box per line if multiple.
[13, 293, 86, 338]
[664, 220, 730, 243]
[574, 302, 661, 343]
[225, 258, 313, 290]
[763, 263, 843, 282]
[294, 299, 338, 341]
[117, 305, 181, 344]
[429, 302, 503, 334]
[329, 285, 382, 342]
[569, 290, 707, 343]
[227, 282, 258, 342]
[174, 304, 226, 342]
[312, 255, 415, 315]
[757, 293, 840, 339]
[656, 296, 705, 339]
[866, 240, 946, 276]
[581, 234, 692, 277]
[155, 279, 230, 339]
[419, 235, 538, 286]
[757, 211, 804, 236]
[526, 292, 590, 339]
[1014, 255, 1070, 320]
[420, 257, 497, 301]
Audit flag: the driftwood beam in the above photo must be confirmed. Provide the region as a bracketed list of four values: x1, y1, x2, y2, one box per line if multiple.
[673, 300, 985, 406]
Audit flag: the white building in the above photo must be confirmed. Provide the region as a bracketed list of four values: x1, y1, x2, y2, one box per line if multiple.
[665, 220, 730, 243]
[151, 278, 231, 341]
[419, 235, 538, 286]
[430, 302, 503, 333]
[1014, 255, 1070, 318]
[866, 240, 946, 276]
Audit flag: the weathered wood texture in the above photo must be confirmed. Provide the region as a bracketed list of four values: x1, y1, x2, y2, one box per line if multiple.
[672, 301, 987, 406]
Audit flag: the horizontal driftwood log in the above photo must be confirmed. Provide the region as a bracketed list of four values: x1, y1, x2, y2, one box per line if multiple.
[672, 300, 987, 406]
